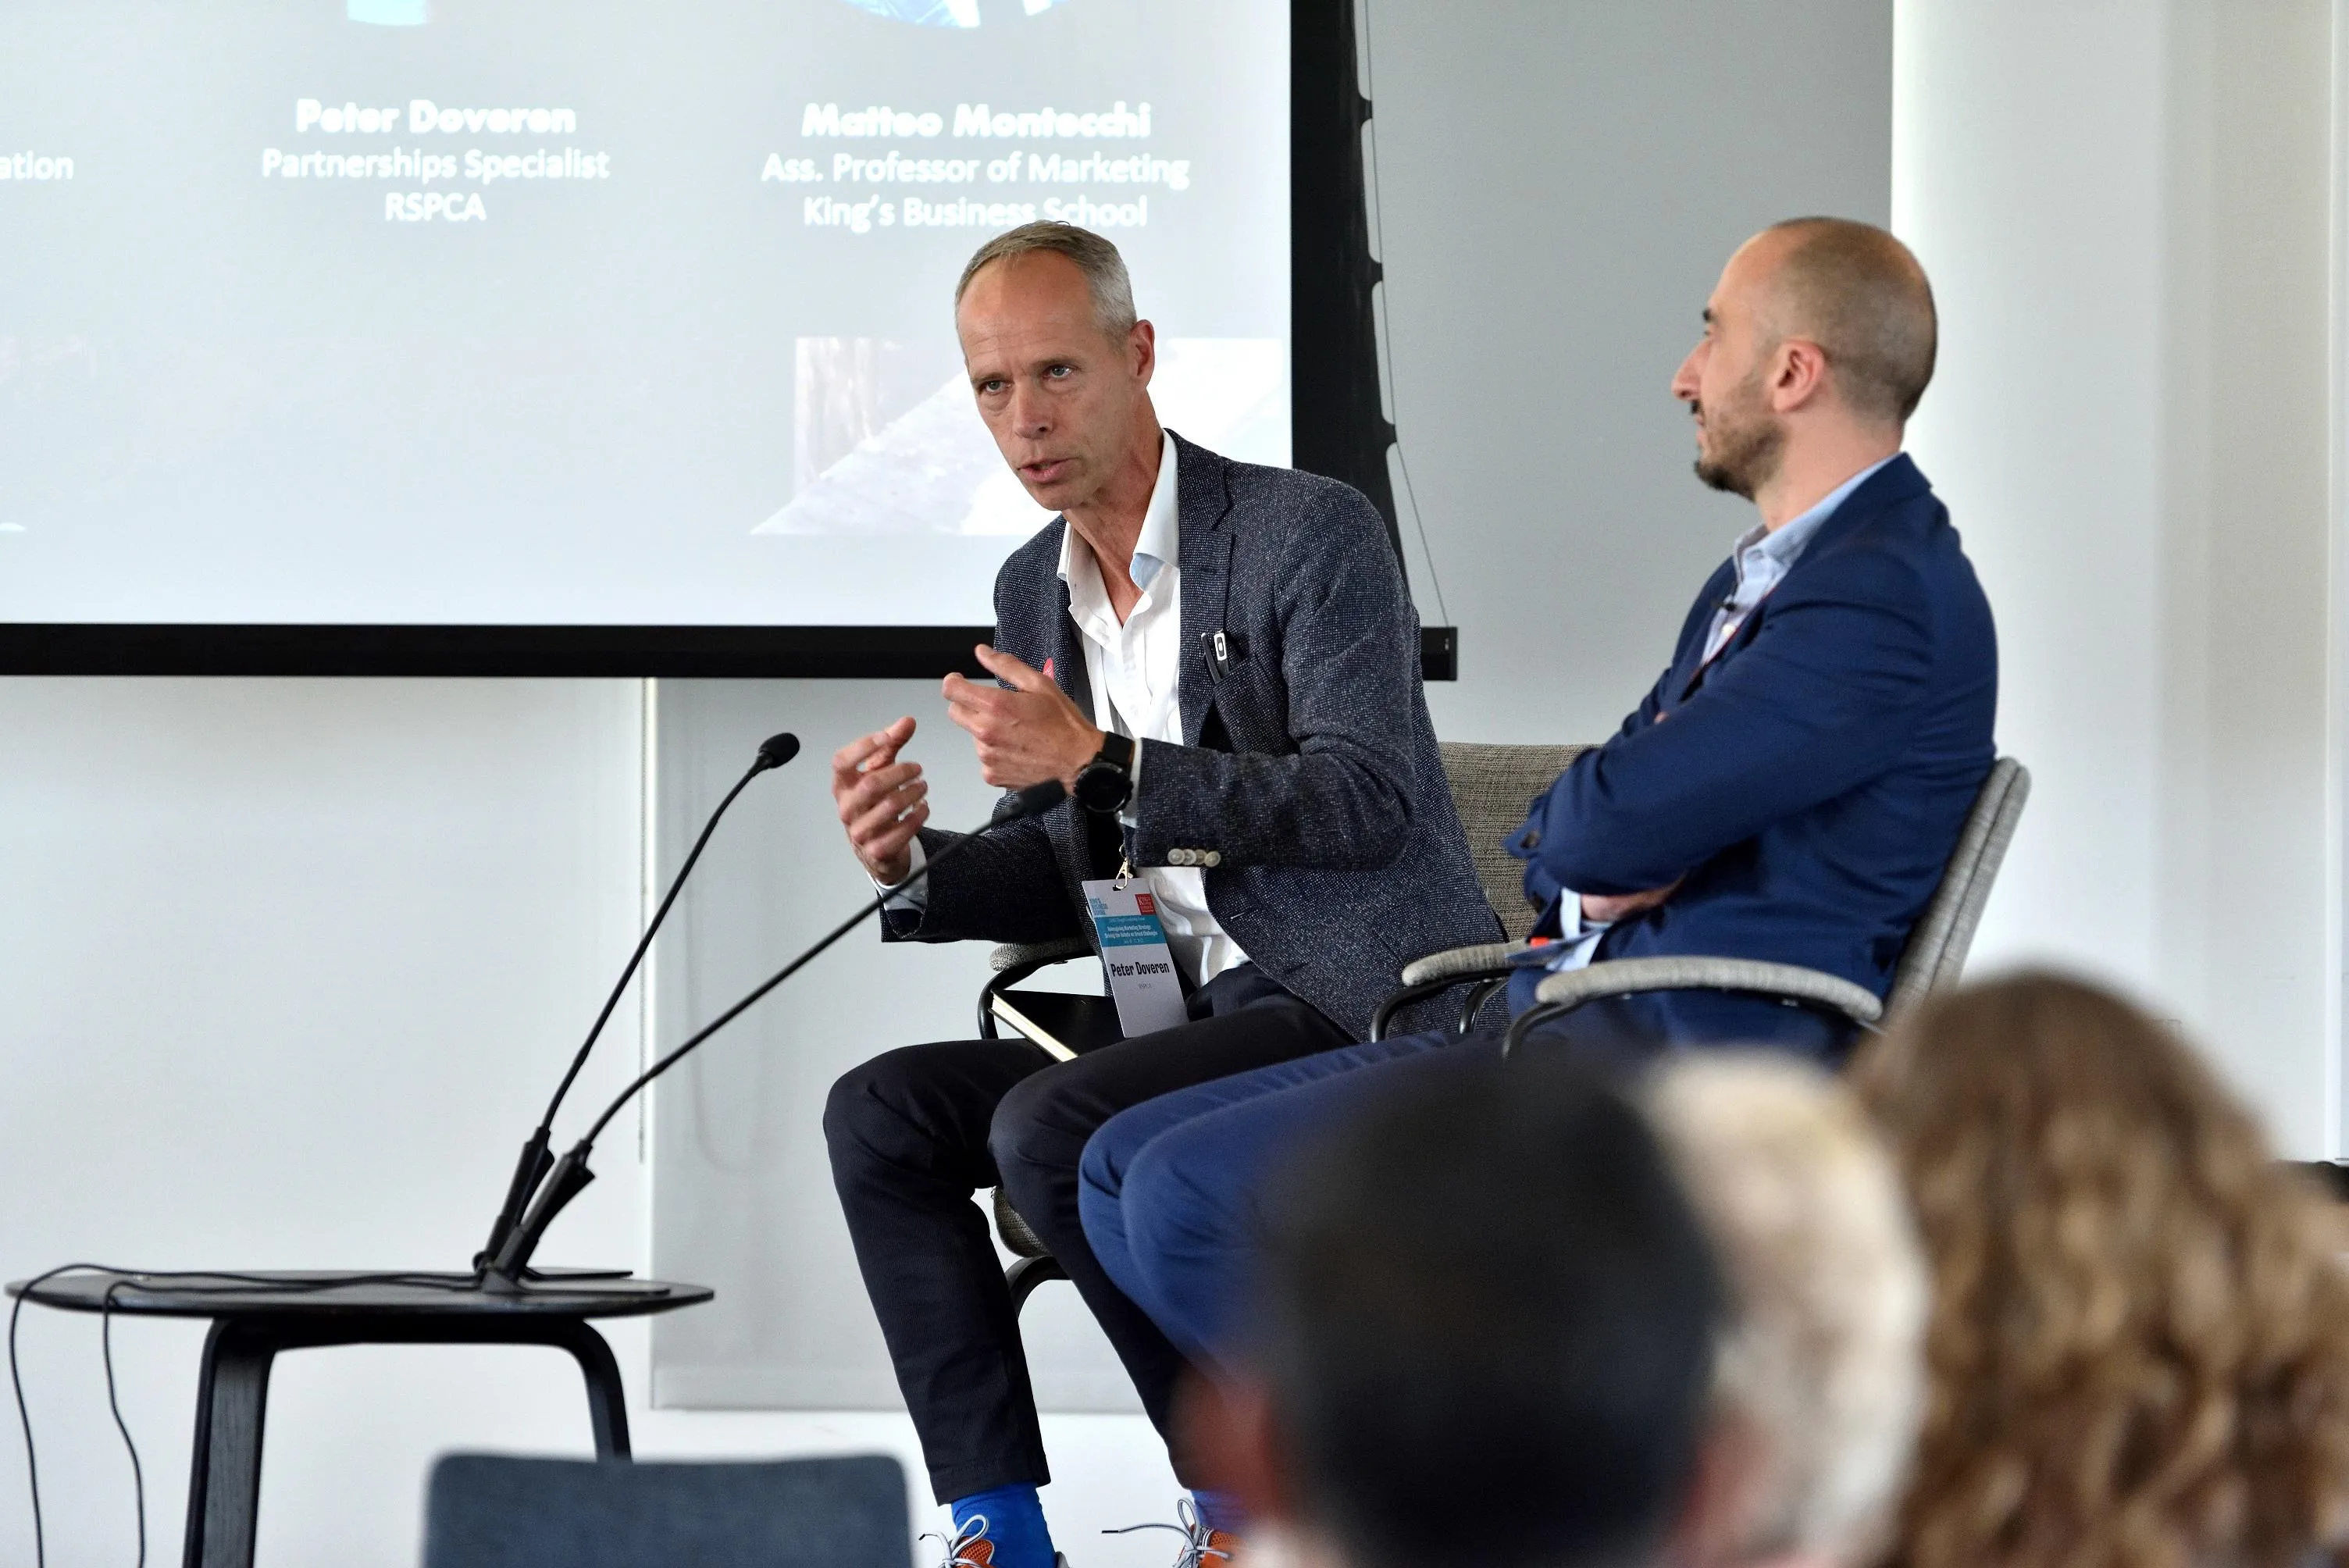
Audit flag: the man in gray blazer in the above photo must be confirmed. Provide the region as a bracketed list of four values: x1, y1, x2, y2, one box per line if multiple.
[822, 223, 1493, 1568]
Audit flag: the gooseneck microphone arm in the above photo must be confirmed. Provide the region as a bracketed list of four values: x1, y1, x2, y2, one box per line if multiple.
[476, 731, 801, 1270]
[485, 779, 1068, 1283]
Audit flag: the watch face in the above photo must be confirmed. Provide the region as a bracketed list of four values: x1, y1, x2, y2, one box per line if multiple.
[1075, 761, 1129, 813]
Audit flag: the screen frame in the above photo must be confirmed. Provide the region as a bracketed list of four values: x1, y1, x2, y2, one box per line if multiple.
[0, 0, 1453, 679]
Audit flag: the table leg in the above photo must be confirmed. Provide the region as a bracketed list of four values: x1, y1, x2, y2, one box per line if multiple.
[181, 1319, 277, 1568]
[541, 1318, 632, 1459]
[173, 1309, 631, 1566]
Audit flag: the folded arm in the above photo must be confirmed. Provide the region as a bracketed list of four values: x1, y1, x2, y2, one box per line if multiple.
[1528, 550, 1938, 895]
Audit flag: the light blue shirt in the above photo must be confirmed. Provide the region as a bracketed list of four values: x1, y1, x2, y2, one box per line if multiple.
[1539, 454, 1900, 975]
[1700, 456, 1896, 663]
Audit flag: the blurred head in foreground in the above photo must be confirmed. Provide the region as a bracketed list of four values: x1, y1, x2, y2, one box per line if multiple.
[1645, 1054, 1929, 1568]
[1850, 973, 2349, 1568]
[1222, 1063, 1724, 1568]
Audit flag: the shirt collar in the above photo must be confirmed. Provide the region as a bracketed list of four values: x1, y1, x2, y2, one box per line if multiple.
[1731, 453, 1899, 570]
[1055, 432, 1180, 594]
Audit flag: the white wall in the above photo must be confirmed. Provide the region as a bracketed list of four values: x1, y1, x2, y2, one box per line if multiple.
[1374, 2, 1895, 745]
[0, 679, 1182, 1568]
[0, 679, 650, 1566]
[1892, 0, 2340, 1153]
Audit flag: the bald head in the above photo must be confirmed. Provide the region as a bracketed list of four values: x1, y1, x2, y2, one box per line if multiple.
[1745, 218, 1937, 424]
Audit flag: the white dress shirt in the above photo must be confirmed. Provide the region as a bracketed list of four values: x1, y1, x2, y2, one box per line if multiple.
[1538, 455, 1898, 976]
[883, 433, 1249, 988]
[1059, 433, 1248, 985]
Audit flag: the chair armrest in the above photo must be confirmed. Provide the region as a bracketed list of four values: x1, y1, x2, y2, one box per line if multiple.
[1398, 941, 1530, 987]
[979, 937, 1096, 1039]
[1529, 956, 1884, 1027]
[1370, 942, 1531, 1042]
[992, 1186, 1052, 1260]
[990, 937, 1094, 974]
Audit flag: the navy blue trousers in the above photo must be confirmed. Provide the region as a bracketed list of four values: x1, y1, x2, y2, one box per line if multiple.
[1078, 999, 1845, 1367]
[1079, 1027, 1477, 1367]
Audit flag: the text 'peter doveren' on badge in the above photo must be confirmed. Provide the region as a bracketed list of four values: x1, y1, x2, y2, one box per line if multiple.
[1081, 878, 1190, 1038]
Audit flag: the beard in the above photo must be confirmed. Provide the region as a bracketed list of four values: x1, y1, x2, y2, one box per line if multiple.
[1691, 375, 1785, 499]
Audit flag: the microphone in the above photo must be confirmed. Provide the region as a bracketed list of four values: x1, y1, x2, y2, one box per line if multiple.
[476, 731, 799, 1270]
[485, 779, 1068, 1283]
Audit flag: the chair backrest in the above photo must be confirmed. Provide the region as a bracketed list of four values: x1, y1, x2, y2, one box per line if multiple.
[1438, 742, 1591, 943]
[1882, 757, 2031, 1020]
[422, 1453, 911, 1568]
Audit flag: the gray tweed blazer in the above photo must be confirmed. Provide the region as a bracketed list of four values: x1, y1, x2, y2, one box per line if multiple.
[886, 431, 1499, 1040]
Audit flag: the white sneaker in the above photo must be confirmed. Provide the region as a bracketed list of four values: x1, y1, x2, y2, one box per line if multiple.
[1105, 1498, 1236, 1566]
[921, 1518, 992, 1568]
[918, 1517, 1075, 1568]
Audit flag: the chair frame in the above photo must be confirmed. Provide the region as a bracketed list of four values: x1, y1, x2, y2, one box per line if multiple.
[976, 938, 1093, 1310]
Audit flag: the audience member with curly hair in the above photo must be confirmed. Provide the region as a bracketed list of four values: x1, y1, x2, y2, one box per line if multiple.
[1850, 972, 2349, 1568]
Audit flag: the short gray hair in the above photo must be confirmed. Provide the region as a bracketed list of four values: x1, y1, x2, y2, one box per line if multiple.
[1645, 1053, 1928, 1565]
[954, 222, 1137, 338]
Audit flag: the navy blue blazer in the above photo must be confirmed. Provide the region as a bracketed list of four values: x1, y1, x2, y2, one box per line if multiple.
[1505, 455, 1998, 1053]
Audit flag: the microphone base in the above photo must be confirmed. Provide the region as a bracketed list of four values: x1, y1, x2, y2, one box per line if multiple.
[487, 1142, 599, 1281]
[475, 1263, 636, 1294]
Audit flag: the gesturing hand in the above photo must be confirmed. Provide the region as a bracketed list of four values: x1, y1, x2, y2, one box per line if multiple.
[832, 717, 928, 885]
[942, 645, 1104, 790]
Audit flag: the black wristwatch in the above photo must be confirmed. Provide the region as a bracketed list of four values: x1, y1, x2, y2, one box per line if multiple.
[1073, 732, 1137, 814]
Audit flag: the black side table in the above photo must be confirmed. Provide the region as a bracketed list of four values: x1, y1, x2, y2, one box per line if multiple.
[6, 1269, 712, 1568]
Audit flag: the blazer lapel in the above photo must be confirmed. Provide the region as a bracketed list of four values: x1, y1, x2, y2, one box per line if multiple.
[1672, 561, 1738, 704]
[1036, 521, 1095, 721]
[1674, 454, 1935, 702]
[1171, 431, 1235, 746]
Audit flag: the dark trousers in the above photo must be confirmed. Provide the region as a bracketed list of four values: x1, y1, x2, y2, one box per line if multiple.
[822, 963, 1351, 1503]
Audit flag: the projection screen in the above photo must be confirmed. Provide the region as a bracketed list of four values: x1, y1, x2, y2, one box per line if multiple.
[0, 0, 1308, 669]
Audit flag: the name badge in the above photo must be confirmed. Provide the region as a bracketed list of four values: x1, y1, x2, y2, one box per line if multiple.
[1081, 878, 1189, 1038]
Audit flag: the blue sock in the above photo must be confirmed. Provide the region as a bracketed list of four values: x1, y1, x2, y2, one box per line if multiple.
[951, 1484, 1054, 1568]
[1191, 1488, 1246, 1538]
